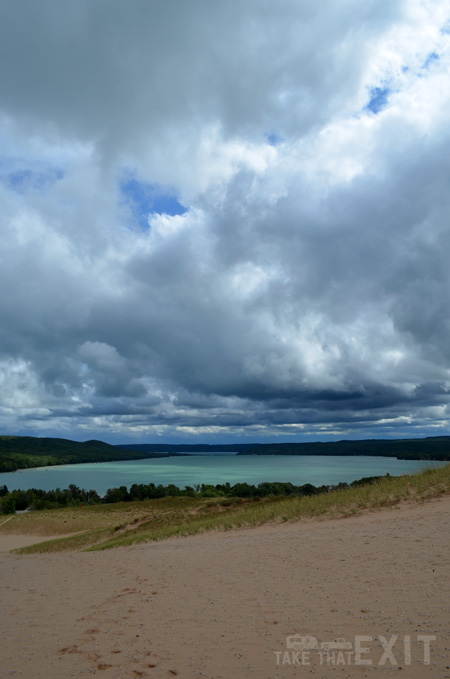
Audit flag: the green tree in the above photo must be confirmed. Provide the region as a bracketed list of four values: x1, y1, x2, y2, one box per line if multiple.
[1, 494, 17, 514]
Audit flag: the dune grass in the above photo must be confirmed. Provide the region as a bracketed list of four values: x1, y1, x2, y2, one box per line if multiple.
[3, 463, 449, 554]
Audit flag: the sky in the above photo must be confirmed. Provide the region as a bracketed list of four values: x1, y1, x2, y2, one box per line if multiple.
[1, 0, 450, 445]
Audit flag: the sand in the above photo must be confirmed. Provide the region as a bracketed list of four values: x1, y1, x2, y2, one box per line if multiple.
[1, 497, 449, 679]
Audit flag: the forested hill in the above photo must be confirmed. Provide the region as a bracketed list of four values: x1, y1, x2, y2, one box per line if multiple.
[0, 436, 184, 473]
[234, 436, 450, 460]
[1, 434, 449, 473]
[117, 437, 450, 461]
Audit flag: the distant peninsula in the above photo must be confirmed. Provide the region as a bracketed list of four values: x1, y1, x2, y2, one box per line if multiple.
[0, 434, 449, 473]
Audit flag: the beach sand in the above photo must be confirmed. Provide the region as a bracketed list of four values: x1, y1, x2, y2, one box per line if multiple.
[1, 497, 449, 678]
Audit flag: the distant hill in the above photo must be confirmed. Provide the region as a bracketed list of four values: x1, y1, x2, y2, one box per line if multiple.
[235, 436, 450, 460]
[115, 443, 251, 453]
[0, 434, 449, 473]
[0, 436, 185, 473]
[116, 437, 450, 460]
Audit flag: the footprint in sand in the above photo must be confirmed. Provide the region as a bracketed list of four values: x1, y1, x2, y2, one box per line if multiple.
[59, 645, 80, 655]
[97, 663, 113, 671]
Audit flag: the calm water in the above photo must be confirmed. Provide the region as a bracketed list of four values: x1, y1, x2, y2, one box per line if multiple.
[0, 455, 445, 495]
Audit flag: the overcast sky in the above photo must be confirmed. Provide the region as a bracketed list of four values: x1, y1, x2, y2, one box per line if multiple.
[1, 0, 450, 444]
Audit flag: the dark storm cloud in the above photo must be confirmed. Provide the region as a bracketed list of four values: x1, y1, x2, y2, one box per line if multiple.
[0, 0, 400, 145]
[0, 0, 450, 442]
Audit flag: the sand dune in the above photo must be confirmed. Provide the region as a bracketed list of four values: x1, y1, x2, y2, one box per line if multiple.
[1, 497, 449, 678]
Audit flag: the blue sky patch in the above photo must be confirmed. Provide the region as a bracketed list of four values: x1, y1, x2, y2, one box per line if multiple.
[266, 132, 284, 147]
[5, 167, 64, 194]
[366, 87, 390, 114]
[422, 52, 439, 69]
[120, 176, 187, 228]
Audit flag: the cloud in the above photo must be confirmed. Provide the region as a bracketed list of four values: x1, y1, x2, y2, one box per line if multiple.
[1, 0, 450, 442]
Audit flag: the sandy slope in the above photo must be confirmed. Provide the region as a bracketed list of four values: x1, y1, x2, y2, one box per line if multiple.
[1, 498, 449, 679]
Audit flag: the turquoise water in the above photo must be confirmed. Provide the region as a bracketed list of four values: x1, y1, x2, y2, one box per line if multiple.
[0, 455, 445, 495]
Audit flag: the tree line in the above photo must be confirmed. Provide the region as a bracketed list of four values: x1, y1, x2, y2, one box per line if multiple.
[0, 475, 385, 514]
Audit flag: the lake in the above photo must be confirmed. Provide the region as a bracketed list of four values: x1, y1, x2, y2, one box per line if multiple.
[0, 455, 445, 495]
